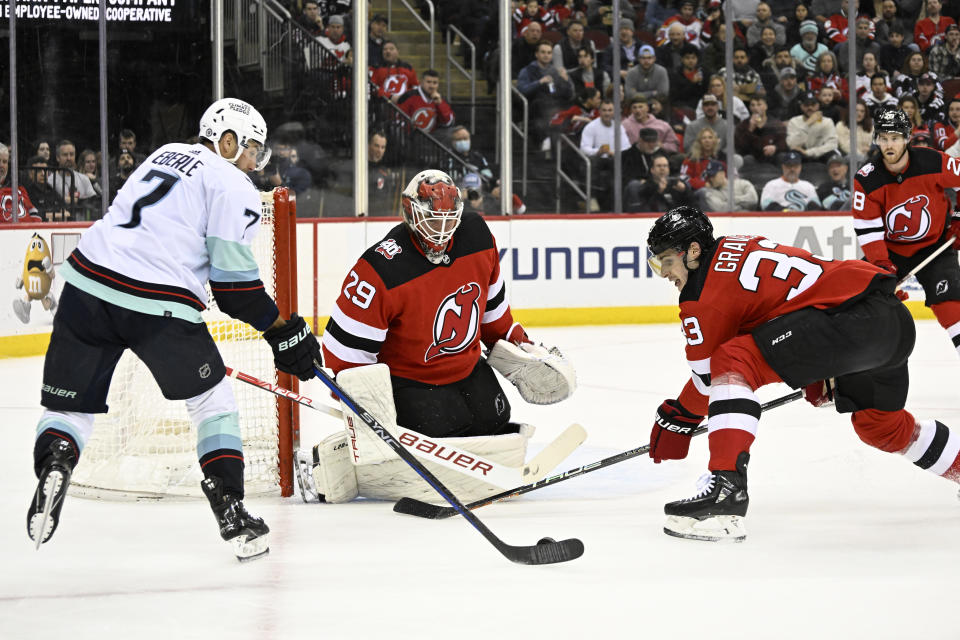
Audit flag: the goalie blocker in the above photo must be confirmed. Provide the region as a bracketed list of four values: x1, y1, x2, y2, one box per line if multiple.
[299, 363, 583, 503]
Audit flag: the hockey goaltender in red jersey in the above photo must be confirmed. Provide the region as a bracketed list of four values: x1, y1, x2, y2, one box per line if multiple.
[303, 169, 577, 504]
[852, 106, 960, 360]
[645, 205, 960, 542]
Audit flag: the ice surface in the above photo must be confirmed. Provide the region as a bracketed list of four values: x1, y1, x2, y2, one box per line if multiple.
[1, 322, 958, 640]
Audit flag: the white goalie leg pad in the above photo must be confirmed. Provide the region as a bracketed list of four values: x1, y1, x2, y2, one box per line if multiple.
[487, 340, 577, 405]
[336, 364, 400, 466]
[355, 426, 536, 502]
[309, 431, 359, 503]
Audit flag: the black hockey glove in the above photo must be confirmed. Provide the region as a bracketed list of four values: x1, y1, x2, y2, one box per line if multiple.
[263, 314, 322, 381]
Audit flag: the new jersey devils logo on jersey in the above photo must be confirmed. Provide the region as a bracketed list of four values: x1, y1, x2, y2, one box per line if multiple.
[411, 107, 437, 132]
[886, 194, 932, 241]
[424, 283, 482, 361]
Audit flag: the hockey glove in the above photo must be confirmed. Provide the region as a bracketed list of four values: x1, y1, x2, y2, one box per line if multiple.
[505, 322, 532, 346]
[649, 399, 703, 464]
[950, 211, 960, 250]
[874, 259, 909, 301]
[263, 314, 322, 381]
[803, 378, 835, 408]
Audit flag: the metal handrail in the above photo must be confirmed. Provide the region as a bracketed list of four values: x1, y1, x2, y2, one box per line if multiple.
[261, 0, 291, 94]
[555, 134, 591, 213]
[445, 24, 475, 133]
[387, 0, 435, 68]
[509, 86, 528, 196]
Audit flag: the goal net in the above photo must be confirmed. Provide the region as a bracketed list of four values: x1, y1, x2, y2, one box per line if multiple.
[69, 188, 299, 500]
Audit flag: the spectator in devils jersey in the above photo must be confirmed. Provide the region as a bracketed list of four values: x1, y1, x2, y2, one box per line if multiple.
[549, 87, 601, 136]
[318, 14, 352, 66]
[397, 70, 456, 134]
[371, 41, 419, 100]
[915, 0, 955, 52]
[513, 0, 556, 37]
[933, 98, 960, 151]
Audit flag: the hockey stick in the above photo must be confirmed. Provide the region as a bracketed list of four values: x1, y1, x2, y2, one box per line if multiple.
[309, 362, 583, 565]
[896, 237, 955, 289]
[226, 366, 585, 489]
[393, 389, 803, 520]
[226, 363, 584, 564]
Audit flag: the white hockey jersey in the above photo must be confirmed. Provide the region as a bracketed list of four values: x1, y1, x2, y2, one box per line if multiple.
[759, 177, 822, 211]
[61, 143, 278, 328]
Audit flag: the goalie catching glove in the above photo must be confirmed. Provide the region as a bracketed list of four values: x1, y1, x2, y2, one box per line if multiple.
[649, 399, 703, 463]
[263, 313, 322, 381]
[486, 323, 576, 405]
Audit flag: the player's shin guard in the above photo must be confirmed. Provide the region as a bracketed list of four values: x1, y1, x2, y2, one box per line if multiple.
[706, 381, 759, 471]
[930, 301, 960, 358]
[188, 378, 245, 498]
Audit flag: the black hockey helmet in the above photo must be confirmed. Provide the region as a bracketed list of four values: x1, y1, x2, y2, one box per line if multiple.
[873, 106, 911, 140]
[647, 205, 716, 256]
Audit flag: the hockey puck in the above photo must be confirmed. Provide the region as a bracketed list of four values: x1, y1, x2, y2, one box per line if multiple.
[537, 537, 556, 546]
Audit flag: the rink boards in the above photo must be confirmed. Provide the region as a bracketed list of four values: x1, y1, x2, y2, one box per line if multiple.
[0, 212, 934, 357]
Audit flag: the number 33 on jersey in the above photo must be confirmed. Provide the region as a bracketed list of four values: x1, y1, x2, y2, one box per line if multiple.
[678, 235, 887, 364]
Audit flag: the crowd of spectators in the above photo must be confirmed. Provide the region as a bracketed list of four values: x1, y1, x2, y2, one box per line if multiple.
[0, 130, 150, 223]
[433, 0, 960, 212]
[15, 1, 960, 219]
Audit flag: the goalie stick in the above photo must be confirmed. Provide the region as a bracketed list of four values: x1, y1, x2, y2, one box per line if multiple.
[393, 390, 803, 519]
[226, 363, 584, 565]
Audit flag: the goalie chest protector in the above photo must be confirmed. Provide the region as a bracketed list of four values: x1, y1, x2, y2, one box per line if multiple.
[322, 212, 514, 386]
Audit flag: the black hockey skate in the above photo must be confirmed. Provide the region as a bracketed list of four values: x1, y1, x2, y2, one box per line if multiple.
[663, 451, 750, 543]
[27, 439, 77, 549]
[201, 476, 270, 562]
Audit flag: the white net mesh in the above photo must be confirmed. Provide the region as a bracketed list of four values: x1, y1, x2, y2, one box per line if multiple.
[70, 191, 282, 500]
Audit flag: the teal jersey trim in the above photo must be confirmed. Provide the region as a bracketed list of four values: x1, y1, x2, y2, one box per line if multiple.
[60, 262, 204, 323]
[196, 412, 243, 458]
[206, 236, 260, 279]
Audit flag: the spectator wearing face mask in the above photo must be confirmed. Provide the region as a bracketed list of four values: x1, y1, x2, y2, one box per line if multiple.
[449, 126, 497, 192]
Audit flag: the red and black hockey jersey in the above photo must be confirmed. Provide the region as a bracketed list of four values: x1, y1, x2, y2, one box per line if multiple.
[852, 146, 960, 261]
[673, 235, 887, 414]
[397, 87, 455, 133]
[321, 212, 515, 385]
[370, 61, 419, 99]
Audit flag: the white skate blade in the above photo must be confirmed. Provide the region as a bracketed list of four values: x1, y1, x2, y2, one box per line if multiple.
[663, 515, 747, 543]
[232, 532, 270, 562]
[30, 470, 66, 549]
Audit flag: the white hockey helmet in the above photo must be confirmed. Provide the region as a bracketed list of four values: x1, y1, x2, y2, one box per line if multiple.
[198, 98, 271, 170]
[401, 170, 464, 261]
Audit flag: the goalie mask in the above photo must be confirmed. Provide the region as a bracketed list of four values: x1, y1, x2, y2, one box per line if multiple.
[646, 205, 715, 276]
[198, 98, 272, 171]
[401, 170, 464, 264]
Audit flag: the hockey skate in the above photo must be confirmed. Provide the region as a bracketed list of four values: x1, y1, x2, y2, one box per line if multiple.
[293, 447, 320, 503]
[27, 439, 77, 549]
[201, 476, 270, 562]
[663, 452, 750, 543]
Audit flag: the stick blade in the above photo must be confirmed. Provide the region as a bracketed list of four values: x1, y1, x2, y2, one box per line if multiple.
[503, 537, 585, 565]
[392, 497, 457, 519]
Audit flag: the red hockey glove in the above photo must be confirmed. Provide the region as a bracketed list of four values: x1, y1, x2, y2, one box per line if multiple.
[950, 213, 960, 250]
[505, 322, 532, 345]
[873, 259, 909, 300]
[803, 378, 835, 408]
[649, 399, 703, 463]
[873, 259, 898, 277]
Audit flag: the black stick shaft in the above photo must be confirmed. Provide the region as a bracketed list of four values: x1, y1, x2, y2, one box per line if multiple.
[395, 390, 802, 519]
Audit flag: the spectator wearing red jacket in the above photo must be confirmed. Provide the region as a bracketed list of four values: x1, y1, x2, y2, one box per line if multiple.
[370, 41, 419, 100]
[513, 0, 556, 37]
[824, 3, 875, 45]
[396, 70, 456, 133]
[915, 0, 955, 51]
